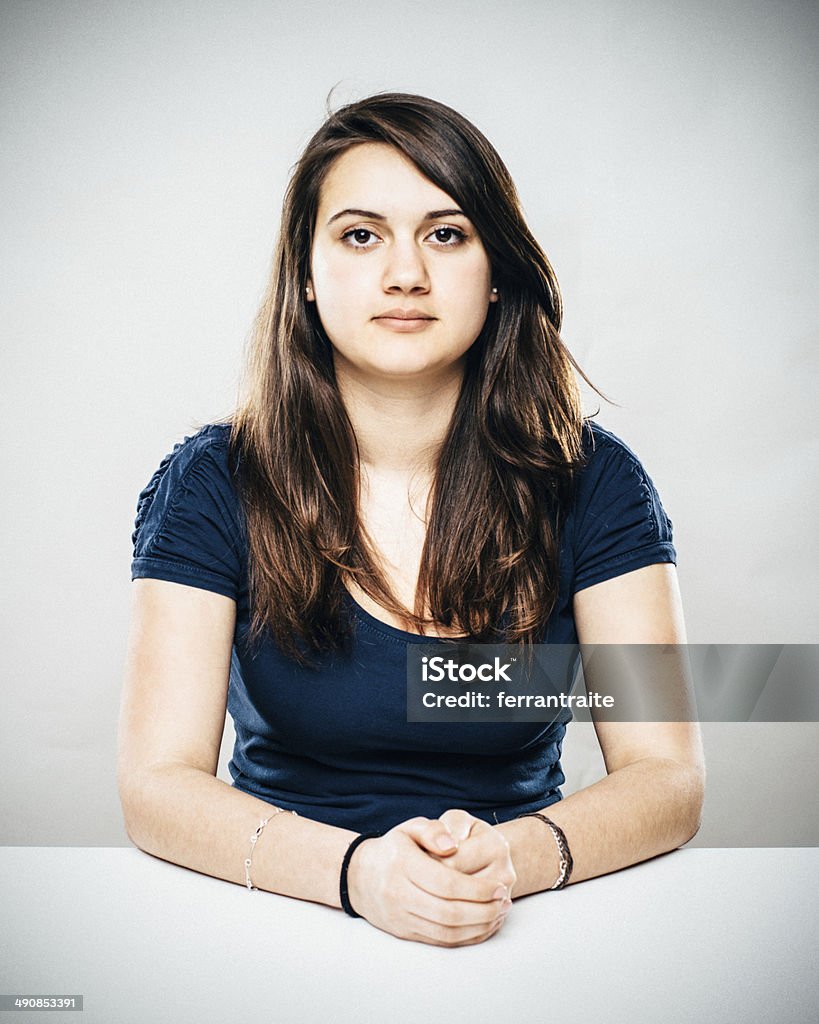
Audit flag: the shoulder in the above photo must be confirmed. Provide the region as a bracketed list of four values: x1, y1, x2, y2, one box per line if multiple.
[568, 419, 676, 592]
[137, 421, 232, 486]
[130, 421, 245, 599]
[574, 420, 667, 514]
[580, 419, 653, 475]
[132, 422, 241, 554]
[144, 421, 233, 474]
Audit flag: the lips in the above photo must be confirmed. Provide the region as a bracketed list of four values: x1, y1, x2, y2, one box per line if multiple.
[373, 311, 436, 333]
[375, 308, 435, 320]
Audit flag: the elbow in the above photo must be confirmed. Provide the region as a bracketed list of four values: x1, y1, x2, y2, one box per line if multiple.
[117, 764, 150, 851]
[121, 814, 147, 853]
[675, 760, 706, 847]
[117, 759, 208, 854]
[634, 754, 705, 849]
[117, 760, 170, 854]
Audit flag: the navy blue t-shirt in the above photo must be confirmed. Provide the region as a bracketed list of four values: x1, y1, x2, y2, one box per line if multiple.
[130, 420, 675, 833]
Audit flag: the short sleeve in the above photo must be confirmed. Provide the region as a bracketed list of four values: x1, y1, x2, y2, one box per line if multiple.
[571, 424, 676, 594]
[130, 424, 244, 601]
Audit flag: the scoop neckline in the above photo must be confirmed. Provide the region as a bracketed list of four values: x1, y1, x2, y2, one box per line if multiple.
[342, 590, 457, 645]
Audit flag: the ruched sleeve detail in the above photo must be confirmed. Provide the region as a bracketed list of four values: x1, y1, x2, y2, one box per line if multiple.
[131, 424, 243, 601]
[571, 424, 676, 594]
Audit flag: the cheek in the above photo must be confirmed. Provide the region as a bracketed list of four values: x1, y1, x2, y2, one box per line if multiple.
[449, 261, 492, 328]
[310, 251, 357, 332]
[311, 242, 350, 293]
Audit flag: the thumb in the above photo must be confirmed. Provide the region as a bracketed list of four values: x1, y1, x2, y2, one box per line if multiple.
[398, 817, 460, 857]
[438, 808, 479, 845]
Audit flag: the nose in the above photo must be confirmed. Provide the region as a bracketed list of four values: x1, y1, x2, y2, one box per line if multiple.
[382, 235, 430, 294]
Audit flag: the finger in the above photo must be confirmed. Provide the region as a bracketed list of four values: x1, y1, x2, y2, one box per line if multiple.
[430, 821, 503, 871]
[408, 850, 511, 904]
[408, 909, 509, 948]
[437, 808, 480, 844]
[392, 820, 513, 900]
[423, 819, 515, 877]
[449, 860, 517, 903]
[435, 841, 499, 875]
[433, 853, 517, 900]
[408, 810, 486, 862]
[398, 816, 460, 857]
[406, 884, 509, 930]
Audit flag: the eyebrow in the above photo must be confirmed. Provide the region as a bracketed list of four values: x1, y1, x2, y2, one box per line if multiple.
[326, 207, 468, 226]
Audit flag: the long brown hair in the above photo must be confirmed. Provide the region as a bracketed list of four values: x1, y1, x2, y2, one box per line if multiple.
[228, 91, 602, 664]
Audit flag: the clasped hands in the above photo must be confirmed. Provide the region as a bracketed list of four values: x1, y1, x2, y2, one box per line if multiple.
[347, 809, 517, 947]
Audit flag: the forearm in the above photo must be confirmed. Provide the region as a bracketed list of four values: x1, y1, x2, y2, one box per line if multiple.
[495, 757, 705, 897]
[119, 763, 356, 907]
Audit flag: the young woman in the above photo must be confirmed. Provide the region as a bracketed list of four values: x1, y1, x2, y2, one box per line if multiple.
[119, 92, 704, 948]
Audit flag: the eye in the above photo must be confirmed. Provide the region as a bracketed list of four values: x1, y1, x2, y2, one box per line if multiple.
[427, 226, 467, 247]
[340, 228, 381, 249]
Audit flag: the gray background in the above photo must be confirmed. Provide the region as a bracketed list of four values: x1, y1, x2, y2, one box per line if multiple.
[1, 0, 817, 847]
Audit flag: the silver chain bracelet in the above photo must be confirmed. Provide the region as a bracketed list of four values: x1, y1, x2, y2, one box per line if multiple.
[244, 806, 298, 891]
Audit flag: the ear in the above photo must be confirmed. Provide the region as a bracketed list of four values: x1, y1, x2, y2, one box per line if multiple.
[489, 286, 499, 303]
[305, 280, 315, 302]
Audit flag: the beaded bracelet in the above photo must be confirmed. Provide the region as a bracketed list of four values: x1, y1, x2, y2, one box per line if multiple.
[245, 806, 298, 891]
[516, 812, 574, 890]
[339, 831, 383, 917]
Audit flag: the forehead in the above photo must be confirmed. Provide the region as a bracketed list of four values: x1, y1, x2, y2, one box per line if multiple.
[316, 143, 456, 217]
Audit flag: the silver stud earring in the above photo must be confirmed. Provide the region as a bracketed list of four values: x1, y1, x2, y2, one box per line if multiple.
[491, 287, 498, 295]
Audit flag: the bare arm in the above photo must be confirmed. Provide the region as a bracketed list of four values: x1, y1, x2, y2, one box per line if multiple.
[428, 564, 705, 895]
[497, 563, 705, 894]
[118, 578, 510, 943]
[118, 578, 357, 906]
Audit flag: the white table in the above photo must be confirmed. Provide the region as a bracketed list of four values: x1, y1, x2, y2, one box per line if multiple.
[2, 847, 817, 1024]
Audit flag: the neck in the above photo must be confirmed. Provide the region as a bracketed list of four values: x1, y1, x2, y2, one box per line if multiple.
[335, 361, 464, 478]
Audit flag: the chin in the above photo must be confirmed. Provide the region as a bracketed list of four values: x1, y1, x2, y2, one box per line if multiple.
[334, 342, 467, 383]
[369, 360, 445, 379]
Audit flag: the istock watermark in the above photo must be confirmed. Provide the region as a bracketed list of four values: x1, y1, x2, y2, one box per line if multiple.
[406, 644, 818, 723]
[420, 655, 515, 683]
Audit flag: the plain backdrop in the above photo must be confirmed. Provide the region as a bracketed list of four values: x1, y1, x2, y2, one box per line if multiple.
[1, 0, 817, 847]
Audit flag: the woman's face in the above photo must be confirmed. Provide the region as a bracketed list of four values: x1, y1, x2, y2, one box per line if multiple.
[307, 142, 497, 385]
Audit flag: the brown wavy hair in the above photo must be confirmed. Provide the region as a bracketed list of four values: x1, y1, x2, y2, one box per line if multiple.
[228, 91, 602, 664]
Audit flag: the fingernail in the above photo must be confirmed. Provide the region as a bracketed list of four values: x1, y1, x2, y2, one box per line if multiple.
[436, 835, 456, 852]
[493, 885, 508, 900]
